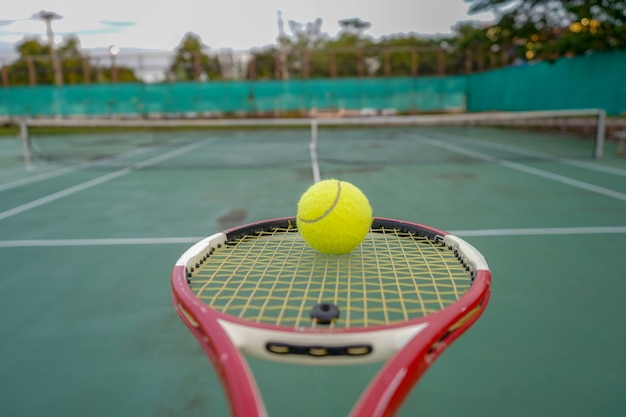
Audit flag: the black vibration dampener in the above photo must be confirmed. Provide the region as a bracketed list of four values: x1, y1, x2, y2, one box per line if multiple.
[310, 302, 340, 324]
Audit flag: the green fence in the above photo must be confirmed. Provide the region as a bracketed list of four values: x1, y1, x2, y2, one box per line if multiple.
[1, 51, 625, 117]
[467, 50, 626, 115]
[0, 77, 467, 117]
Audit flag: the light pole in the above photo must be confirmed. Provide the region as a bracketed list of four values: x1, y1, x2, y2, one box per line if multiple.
[109, 45, 120, 82]
[276, 10, 289, 80]
[34, 10, 63, 86]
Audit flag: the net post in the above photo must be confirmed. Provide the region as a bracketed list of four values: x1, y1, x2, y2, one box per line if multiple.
[19, 120, 34, 172]
[309, 119, 321, 183]
[594, 109, 606, 159]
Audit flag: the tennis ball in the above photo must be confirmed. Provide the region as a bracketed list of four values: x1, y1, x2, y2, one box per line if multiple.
[297, 179, 373, 255]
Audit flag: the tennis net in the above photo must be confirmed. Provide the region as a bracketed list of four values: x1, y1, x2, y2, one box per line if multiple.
[17, 109, 608, 173]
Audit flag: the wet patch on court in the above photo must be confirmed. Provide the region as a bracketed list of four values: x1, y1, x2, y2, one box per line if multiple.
[217, 208, 248, 229]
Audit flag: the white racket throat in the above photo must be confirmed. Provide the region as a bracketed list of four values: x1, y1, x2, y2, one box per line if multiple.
[217, 318, 429, 364]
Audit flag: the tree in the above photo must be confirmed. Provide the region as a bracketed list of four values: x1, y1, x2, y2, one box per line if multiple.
[324, 19, 374, 77]
[338, 18, 372, 38]
[376, 34, 443, 76]
[248, 18, 331, 79]
[169, 33, 221, 81]
[554, 0, 626, 55]
[7, 38, 53, 85]
[1, 36, 139, 85]
[451, 22, 496, 72]
[287, 18, 329, 78]
[288, 18, 327, 51]
[465, 0, 626, 60]
[246, 47, 279, 80]
[57, 35, 94, 84]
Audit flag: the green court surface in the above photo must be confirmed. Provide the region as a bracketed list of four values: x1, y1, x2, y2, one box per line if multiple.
[1, 125, 625, 417]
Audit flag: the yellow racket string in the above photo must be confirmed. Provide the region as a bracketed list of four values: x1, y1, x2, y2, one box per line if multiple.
[189, 226, 473, 328]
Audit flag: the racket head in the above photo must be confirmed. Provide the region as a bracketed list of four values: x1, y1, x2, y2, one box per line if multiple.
[171, 217, 490, 417]
[172, 217, 490, 364]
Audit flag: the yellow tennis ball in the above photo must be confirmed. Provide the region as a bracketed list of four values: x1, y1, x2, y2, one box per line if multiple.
[297, 179, 373, 255]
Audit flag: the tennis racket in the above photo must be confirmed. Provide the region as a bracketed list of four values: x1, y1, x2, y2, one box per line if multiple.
[171, 217, 491, 417]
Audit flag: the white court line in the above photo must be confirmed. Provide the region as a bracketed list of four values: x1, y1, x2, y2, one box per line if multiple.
[0, 168, 132, 221]
[422, 138, 626, 202]
[452, 226, 626, 237]
[0, 141, 206, 222]
[1, 226, 625, 248]
[0, 237, 203, 248]
[0, 143, 171, 193]
[0, 166, 80, 193]
[434, 133, 626, 177]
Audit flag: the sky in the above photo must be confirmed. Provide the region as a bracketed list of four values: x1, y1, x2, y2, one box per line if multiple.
[1, 0, 496, 54]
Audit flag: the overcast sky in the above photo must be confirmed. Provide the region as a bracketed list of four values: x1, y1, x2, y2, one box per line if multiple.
[2, 0, 495, 53]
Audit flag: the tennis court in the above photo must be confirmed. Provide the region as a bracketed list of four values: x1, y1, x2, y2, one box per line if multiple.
[1, 118, 625, 416]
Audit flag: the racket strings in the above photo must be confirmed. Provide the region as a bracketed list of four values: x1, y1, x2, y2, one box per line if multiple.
[189, 226, 472, 328]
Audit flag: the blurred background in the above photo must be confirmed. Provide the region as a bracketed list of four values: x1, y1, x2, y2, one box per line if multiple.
[0, 2, 623, 99]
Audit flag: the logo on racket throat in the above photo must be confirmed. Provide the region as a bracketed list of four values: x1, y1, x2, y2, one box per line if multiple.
[266, 342, 373, 358]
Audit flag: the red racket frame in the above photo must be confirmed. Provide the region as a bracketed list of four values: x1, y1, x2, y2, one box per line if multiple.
[171, 217, 491, 417]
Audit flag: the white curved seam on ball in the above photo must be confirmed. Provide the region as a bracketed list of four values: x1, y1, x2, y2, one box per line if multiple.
[298, 180, 342, 224]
